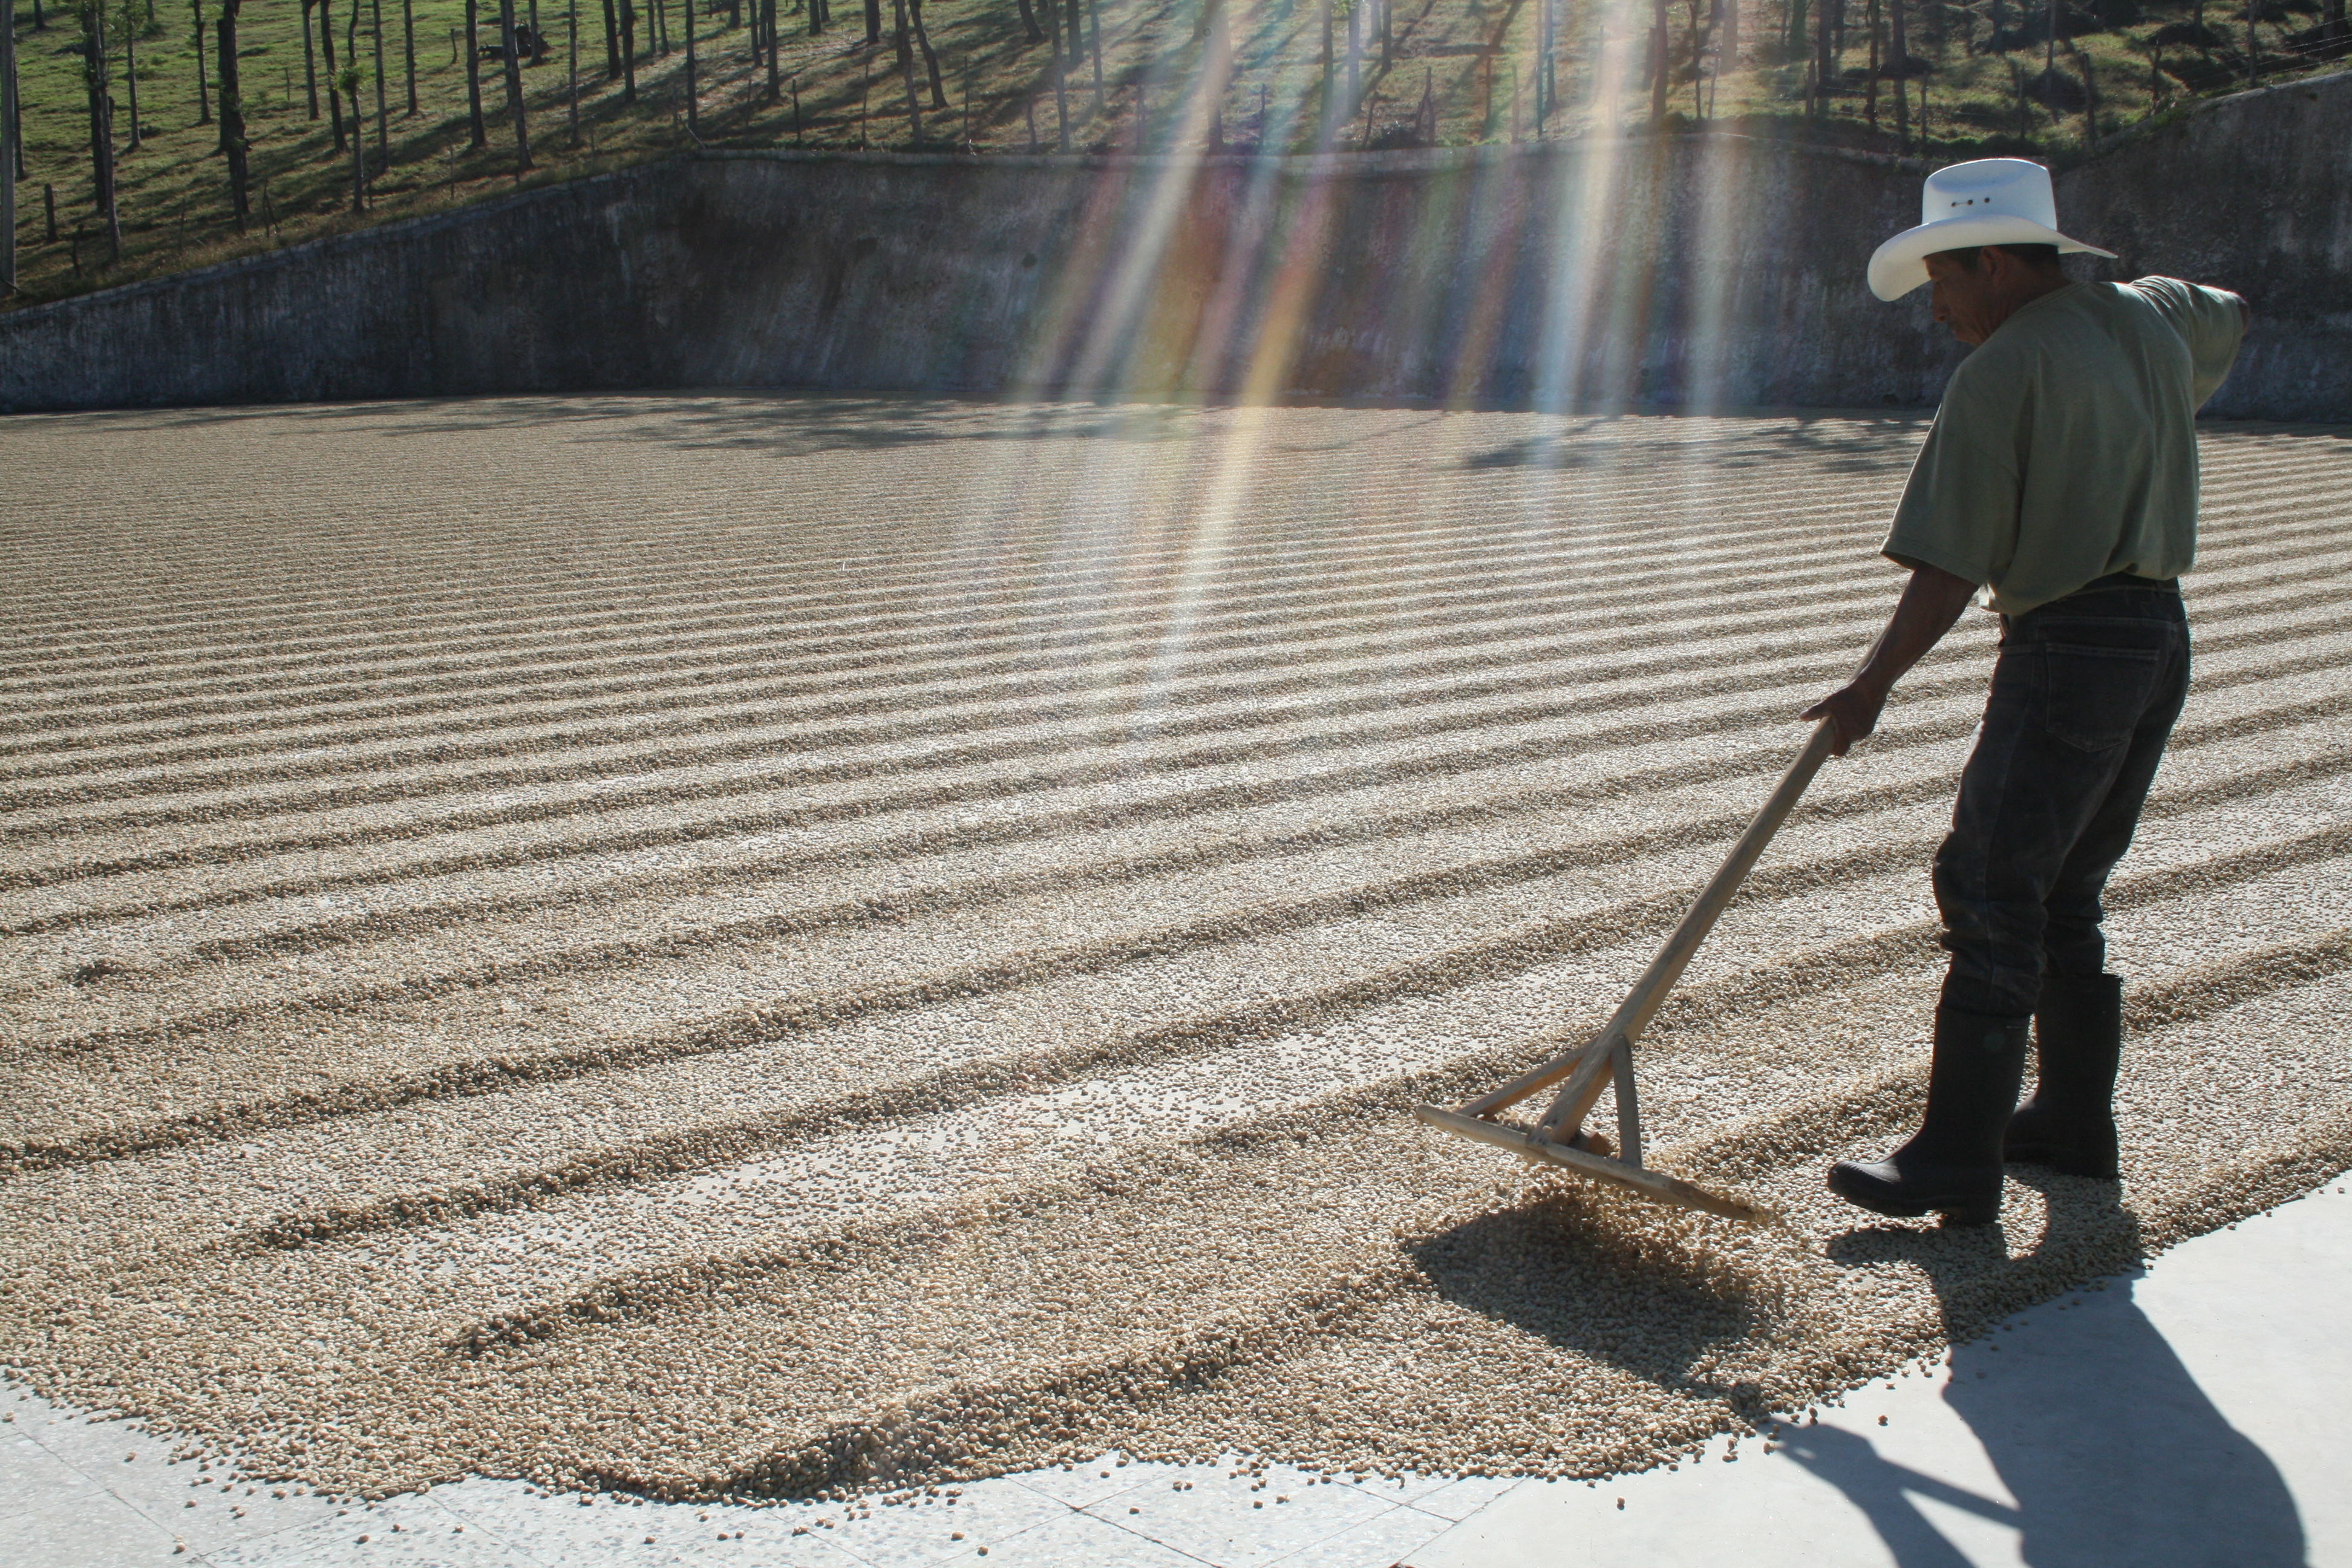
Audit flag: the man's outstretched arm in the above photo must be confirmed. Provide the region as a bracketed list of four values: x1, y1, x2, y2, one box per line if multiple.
[1802, 563, 1979, 756]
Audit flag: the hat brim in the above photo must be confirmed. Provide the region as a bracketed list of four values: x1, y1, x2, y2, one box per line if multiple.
[1868, 214, 2118, 301]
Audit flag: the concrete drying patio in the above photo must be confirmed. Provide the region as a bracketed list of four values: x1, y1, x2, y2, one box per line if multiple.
[5, 1178, 2344, 1567]
[4, 396, 2349, 1567]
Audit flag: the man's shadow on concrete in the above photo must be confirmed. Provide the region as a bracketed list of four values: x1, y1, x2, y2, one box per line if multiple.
[1784, 1181, 2307, 1568]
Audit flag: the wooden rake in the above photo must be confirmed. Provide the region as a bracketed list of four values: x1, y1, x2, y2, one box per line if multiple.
[1413, 720, 1838, 1226]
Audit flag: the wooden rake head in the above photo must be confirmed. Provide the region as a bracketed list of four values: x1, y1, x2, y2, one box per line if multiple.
[1414, 721, 1839, 1229]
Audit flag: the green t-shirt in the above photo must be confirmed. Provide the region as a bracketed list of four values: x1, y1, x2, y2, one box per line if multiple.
[1881, 276, 2246, 616]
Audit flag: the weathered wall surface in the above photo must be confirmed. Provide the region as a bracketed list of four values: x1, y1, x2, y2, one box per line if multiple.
[2062, 73, 2352, 421]
[1, 70, 2343, 417]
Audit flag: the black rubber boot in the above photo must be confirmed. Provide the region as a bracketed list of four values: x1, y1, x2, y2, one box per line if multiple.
[2004, 972, 2123, 1178]
[1829, 1008, 2030, 1226]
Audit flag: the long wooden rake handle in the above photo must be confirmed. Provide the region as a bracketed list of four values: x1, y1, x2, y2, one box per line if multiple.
[1463, 719, 1839, 1120]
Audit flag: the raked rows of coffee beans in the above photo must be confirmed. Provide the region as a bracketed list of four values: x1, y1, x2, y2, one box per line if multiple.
[2, 396, 2348, 1504]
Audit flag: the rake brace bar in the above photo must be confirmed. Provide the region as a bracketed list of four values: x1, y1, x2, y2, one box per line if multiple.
[1414, 721, 1837, 1226]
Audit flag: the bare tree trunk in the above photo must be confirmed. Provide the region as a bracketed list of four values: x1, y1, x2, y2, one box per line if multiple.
[371, 0, 388, 169]
[2067, 33, 2097, 145]
[600, 0, 616, 74]
[1814, 0, 1832, 116]
[463, 0, 485, 142]
[192, 0, 211, 123]
[498, 0, 530, 165]
[85, 0, 120, 263]
[618, 0, 635, 99]
[1087, 0, 1101, 113]
[1345, 0, 1360, 115]
[1690, 0, 1706, 117]
[910, 0, 943, 106]
[1651, 0, 1671, 123]
[863, 0, 877, 44]
[1, 0, 15, 295]
[568, 0, 580, 137]
[1050, 2, 1067, 145]
[323, 0, 346, 150]
[683, 0, 696, 127]
[1320, 0, 1335, 140]
[1864, 0, 1878, 125]
[123, 5, 143, 151]
[301, 0, 319, 116]
[7, 27, 22, 181]
[347, 79, 363, 208]
[1012, 0, 1040, 43]
[765, 0, 781, 99]
[1890, 0, 1907, 148]
[890, 0, 918, 140]
[402, 0, 416, 111]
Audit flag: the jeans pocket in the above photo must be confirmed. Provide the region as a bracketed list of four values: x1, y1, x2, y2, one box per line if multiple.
[2042, 642, 2164, 753]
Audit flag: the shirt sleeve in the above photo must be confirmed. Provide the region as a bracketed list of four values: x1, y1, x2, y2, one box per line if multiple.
[1881, 361, 2021, 590]
[2125, 276, 2247, 409]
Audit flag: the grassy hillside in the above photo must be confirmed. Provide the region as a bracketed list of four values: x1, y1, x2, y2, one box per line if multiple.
[1, 0, 2344, 310]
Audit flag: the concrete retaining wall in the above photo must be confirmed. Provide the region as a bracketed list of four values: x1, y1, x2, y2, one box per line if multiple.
[2, 70, 2344, 417]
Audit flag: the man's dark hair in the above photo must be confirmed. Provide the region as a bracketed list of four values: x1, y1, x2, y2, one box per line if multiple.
[1935, 243, 2064, 272]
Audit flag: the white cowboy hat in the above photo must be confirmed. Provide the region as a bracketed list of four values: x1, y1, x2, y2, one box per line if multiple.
[1867, 157, 2116, 302]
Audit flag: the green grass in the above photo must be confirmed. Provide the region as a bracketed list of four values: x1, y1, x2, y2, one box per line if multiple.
[2, 0, 2343, 310]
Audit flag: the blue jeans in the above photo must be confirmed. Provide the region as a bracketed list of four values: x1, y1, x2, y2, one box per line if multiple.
[1933, 583, 2192, 1021]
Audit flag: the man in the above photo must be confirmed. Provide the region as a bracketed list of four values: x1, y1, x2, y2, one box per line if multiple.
[1804, 158, 2249, 1226]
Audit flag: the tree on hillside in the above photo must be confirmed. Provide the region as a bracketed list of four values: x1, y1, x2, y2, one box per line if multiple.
[497, 0, 531, 169]
[567, 0, 579, 139]
[2, 0, 15, 295]
[463, 0, 485, 142]
[890, 0, 920, 138]
[1890, 0, 1910, 148]
[370, 0, 388, 168]
[321, 0, 345, 151]
[402, 0, 416, 112]
[618, 0, 636, 100]
[80, 0, 122, 264]
[217, 0, 248, 223]
[909, 0, 943, 106]
[299, 0, 319, 117]
[335, 60, 362, 208]
[119, 0, 143, 149]
[191, 0, 211, 125]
